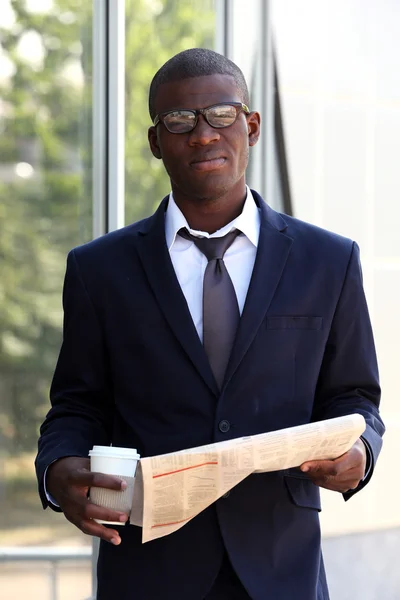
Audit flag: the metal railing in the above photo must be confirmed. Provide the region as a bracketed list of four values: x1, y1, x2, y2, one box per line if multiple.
[0, 546, 92, 600]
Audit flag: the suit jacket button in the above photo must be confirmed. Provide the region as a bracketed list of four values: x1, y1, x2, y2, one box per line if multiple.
[219, 420, 230, 433]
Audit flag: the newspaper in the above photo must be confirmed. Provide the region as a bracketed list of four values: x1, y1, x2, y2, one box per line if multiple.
[130, 413, 366, 543]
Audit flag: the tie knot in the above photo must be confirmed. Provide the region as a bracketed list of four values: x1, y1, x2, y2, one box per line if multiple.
[179, 228, 241, 262]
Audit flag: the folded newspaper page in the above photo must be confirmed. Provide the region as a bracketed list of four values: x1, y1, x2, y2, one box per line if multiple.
[130, 413, 366, 543]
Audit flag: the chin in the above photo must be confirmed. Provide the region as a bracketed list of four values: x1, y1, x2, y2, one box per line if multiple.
[183, 178, 235, 202]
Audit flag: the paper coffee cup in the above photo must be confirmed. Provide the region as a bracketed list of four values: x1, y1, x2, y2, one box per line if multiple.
[89, 446, 140, 525]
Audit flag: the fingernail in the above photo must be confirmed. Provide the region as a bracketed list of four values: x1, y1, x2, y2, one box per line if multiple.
[110, 537, 121, 546]
[120, 480, 127, 490]
[119, 514, 128, 522]
[301, 466, 309, 472]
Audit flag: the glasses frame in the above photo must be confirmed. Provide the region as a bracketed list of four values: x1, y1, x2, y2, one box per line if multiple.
[153, 102, 250, 134]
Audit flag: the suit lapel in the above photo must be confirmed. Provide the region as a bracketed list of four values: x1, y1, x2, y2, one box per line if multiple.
[223, 192, 293, 389]
[135, 197, 219, 397]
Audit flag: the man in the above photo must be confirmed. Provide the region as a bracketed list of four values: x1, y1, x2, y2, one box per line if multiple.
[36, 48, 384, 600]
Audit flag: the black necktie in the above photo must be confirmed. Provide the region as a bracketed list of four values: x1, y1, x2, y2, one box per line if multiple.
[179, 228, 241, 389]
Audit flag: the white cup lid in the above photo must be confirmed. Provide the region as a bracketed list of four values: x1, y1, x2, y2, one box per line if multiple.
[89, 445, 140, 460]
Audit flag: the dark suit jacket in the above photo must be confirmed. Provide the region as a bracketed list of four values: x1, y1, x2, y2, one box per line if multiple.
[36, 191, 384, 600]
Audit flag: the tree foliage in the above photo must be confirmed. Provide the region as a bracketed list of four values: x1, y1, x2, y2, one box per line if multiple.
[125, 0, 215, 223]
[0, 0, 215, 454]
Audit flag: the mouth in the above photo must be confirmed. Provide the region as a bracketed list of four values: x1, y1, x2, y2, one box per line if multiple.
[189, 156, 227, 172]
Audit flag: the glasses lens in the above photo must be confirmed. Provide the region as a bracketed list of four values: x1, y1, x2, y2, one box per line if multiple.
[163, 110, 196, 133]
[206, 104, 238, 128]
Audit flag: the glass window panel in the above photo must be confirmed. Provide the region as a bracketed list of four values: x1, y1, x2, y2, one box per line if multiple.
[125, 0, 217, 224]
[0, 0, 93, 597]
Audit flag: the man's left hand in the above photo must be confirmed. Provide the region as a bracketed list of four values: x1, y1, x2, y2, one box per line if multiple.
[299, 438, 367, 493]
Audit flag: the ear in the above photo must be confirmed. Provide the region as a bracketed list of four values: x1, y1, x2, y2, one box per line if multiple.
[247, 111, 261, 147]
[148, 126, 162, 159]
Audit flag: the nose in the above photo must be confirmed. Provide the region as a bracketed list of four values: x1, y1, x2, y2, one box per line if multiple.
[188, 114, 220, 146]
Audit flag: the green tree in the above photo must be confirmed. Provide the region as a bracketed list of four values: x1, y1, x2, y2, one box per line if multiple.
[125, 0, 215, 223]
[0, 0, 215, 457]
[0, 0, 93, 454]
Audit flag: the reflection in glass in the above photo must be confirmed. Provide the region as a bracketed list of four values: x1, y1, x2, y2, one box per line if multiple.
[0, 0, 93, 597]
[125, 0, 216, 224]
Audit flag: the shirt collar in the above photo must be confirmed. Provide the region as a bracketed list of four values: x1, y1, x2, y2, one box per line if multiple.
[165, 186, 260, 250]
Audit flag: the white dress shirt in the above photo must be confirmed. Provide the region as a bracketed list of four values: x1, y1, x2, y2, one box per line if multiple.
[165, 186, 261, 340]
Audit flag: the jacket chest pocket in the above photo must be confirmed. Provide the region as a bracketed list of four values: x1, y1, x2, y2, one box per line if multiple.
[261, 315, 326, 406]
[266, 316, 323, 330]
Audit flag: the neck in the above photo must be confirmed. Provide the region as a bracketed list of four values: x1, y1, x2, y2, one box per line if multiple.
[172, 186, 247, 234]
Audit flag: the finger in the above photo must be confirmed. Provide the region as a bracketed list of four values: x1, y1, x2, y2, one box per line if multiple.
[300, 458, 346, 477]
[68, 489, 129, 522]
[301, 439, 366, 473]
[79, 519, 124, 545]
[314, 475, 362, 493]
[71, 469, 128, 491]
[65, 500, 129, 542]
[307, 465, 363, 491]
[84, 501, 129, 525]
[62, 489, 129, 524]
[300, 447, 356, 473]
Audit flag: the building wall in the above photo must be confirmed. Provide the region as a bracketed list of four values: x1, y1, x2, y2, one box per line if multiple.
[273, 0, 400, 596]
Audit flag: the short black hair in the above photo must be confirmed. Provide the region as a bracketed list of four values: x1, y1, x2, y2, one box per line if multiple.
[148, 48, 250, 122]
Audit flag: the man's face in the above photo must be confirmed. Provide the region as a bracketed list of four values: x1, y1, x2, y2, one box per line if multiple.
[148, 74, 260, 203]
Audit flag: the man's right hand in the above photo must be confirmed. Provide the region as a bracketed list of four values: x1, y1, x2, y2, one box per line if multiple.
[46, 456, 129, 545]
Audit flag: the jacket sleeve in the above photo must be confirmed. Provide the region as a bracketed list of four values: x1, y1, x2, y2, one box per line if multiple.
[35, 249, 115, 508]
[312, 242, 385, 498]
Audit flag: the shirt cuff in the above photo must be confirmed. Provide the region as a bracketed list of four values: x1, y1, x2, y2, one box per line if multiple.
[44, 464, 60, 509]
[361, 436, 372, 481]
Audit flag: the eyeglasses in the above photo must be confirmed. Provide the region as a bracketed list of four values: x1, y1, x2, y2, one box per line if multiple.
[153, 102, 250, 134]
